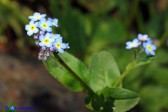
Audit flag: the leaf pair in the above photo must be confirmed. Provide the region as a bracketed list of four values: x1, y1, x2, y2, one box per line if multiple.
[44, 51, 139, 112]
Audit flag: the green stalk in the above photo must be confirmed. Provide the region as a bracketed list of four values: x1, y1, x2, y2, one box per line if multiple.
[113, 60, 137, 88]
[54, 53, 94, 94]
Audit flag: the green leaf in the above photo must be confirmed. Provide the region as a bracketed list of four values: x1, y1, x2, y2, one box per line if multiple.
[113, 88, 139, 112]
[114, 98, 140, 112]
[58, 52, 90, 84]
[86, 93, 115, 112]
[86, 87, 139, 112]
[88, 51, 120, 92]
[100, 87, 140, 112]
[44, 52, 89, 92]
[100, 87, 139, 100]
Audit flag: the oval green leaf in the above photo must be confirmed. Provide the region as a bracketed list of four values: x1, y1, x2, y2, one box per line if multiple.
[88, 51, 120, 92]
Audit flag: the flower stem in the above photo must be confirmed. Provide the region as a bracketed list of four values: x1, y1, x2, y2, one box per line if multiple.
[133, 48, 137, 59]
[113, 60, 136, 88]
[54, 53, 94, 93]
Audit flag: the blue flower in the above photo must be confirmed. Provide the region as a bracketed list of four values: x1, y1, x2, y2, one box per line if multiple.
[25, 21, 39, 36]
[126, 39, 141, 49]
[143, 40, 156, 56]
[26, 12, 70, 60]
[138, 34, 150, 42]
[39, 18, 52, 32]
[53, 36, 69, 53]
[39, 33, 55, 47]
[52, 18, 58, 27]
[66, 43, 70, 49]
[28, 12, 46, 21]
[48, 18, 58, 27]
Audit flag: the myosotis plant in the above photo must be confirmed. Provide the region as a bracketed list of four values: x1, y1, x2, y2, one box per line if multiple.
[25, 12, 69, 61]
[25, 12, 157, 112]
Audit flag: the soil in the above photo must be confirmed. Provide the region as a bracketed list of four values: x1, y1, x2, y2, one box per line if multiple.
[0, 52, 89, 112]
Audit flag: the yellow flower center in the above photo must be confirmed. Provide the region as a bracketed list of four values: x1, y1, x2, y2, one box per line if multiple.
[142, 37, 146, 41]
[147, 45, 152, 51]
[30, 25, 35, 31]
[35, 15, 40, 19]
[132, 43, 136, 47]
[42, 23, 47, 29]
[55, 43, 61, 48]
[43, 38, 50, 44]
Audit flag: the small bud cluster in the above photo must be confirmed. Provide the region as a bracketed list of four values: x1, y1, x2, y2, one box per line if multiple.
[25, 12, 69, 61]
[126, 34, 156, 56]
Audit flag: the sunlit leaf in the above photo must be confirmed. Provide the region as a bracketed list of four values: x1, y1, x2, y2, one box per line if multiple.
[88, 51, 120, 92]
[44, 53, 85, 92]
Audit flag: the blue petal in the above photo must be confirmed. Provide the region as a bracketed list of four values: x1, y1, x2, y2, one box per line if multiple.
[40, 18, 46, 22]
[150, 51, 155, 55]
[133, 39, 139, 43]
[47, 20, 52, 26]
[61, 43, 67, 49]
[152, 45, 156, 50]
[27, 31, 33, 36]
[25, 25, 29, 30]
[46, 43, 52, 47]
[126, 41, 131, 46]
[39, 42, 44, 47]
[58, 49, 64, 53]
[28, 16, 33, 20]
[34, 12, 40, 16]
[45, 33, 51, 38]
[39, 35, 44, 41]
[46, 27, 52, 32]
[56, 37, 63, 43]
[126, 45, 132, 49]
[144, 49, 150, 55]
[30, 21, 34, 24]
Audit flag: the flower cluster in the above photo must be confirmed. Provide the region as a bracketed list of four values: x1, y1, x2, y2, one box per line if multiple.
[126, 34, 156, 56]
[25, 12, 69, 61]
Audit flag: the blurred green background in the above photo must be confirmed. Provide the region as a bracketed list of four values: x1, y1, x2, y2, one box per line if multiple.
[0, 0, 168, 112]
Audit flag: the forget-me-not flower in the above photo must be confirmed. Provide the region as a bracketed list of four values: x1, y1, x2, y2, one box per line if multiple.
[52, 18, 58, 27]
[143, 40, 156, 56]
[138, 34, 150, 42]
[48, 18, 58, 27]
[39, 18, 52, 32]
[25, 21, 39, 36]
[25, 12, 70, 60]
[28, 12, 46, 21]
[126, 39, 141, 49]
[53, 36, 69, 53]
[39, 33, 55, 47]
